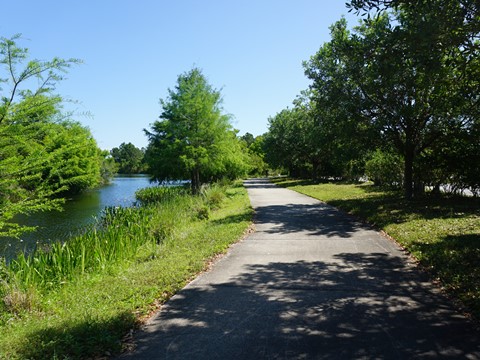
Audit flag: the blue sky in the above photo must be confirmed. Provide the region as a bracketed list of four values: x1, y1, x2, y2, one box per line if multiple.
[1, 1, 359, 150]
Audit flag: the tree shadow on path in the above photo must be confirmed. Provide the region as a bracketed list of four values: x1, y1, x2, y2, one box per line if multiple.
[252, 203, 370, 238]
[124, 253, 480, 359]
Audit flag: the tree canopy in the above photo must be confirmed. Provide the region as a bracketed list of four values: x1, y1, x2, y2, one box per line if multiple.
[240, 133, 268, 176]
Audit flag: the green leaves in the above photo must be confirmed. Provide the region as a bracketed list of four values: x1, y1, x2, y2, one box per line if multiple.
[110, 142, 146, 174]
[145, 68, 248, 194]
[0, 35, 81, 124]
[0, 35, 100, 237]
[271, 3, 480, 198]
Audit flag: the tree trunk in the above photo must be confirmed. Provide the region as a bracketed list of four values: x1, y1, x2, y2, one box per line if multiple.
[191, 168, 200, 195]
[404, 147, 414, 200]
[414, 180, 425, 197]
[311, 158, 319, 182]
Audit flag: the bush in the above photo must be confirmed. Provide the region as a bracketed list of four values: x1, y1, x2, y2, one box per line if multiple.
[196, 205, 211, 220]
[365, 149, 404, 188]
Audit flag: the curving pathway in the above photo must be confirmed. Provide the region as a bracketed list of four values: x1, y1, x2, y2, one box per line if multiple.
[120, 178, 480, 359]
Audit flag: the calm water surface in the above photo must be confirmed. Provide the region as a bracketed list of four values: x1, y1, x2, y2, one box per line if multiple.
[1, 175, 155, 260]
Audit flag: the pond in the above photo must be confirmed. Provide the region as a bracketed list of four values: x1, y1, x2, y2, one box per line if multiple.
[0, 175, 156, 260]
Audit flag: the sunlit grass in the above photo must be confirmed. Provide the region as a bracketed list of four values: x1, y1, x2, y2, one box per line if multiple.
[0, 182, 252, 359]
[273, 178, 480, 319]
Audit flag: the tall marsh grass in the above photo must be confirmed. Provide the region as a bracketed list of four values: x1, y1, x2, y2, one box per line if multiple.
[2, 183, 234, 294]
[135, 185, 189, 206]
[5, 186, 195, 290]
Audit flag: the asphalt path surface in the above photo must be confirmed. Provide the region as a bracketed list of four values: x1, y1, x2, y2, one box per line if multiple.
[120, 178, 480, 359]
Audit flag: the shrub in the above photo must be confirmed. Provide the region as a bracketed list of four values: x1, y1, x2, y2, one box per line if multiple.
[196, 205, 211, 220]
[365, 149, 404, 188]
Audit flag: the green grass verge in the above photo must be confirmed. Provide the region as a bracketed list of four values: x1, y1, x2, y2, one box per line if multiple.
[0, 182, 252, 359]
[272, 178, 480, 319]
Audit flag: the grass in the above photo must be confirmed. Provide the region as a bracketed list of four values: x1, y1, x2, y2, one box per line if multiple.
[0, 181, 252, 359]
[272, 178, 480, 319]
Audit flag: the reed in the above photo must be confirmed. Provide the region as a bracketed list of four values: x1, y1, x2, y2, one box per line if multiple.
[135, 185, 188, 206]
[6, 188, 193, 289]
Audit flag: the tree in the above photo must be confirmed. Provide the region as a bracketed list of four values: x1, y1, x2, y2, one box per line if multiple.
[303, 23, 377, 182]
[42, 120, 102, 194]
[240, 132, 255, 147]
[110, 142, 146, 174]
[244, 134, 268, 176]
[99, 150, 118, 184]
[145, 68, 247, 194]
[264, 102, 318, 179]
[263, 2, 479, 197]
[0, 34, 102, 237]
[305, 12, 479, 198]
[345, 1, 480, 197]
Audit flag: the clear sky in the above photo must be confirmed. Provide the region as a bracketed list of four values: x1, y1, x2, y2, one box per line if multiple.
[1, 1, 359, 150]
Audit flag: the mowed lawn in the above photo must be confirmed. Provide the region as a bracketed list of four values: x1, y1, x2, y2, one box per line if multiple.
[272, 178, 480, 320]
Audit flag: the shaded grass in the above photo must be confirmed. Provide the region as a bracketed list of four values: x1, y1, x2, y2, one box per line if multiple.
[272, 178, 480, 319]
[0, 182, 252, 359]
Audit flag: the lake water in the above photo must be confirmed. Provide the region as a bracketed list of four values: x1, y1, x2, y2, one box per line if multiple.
[0, 175, 155, 260]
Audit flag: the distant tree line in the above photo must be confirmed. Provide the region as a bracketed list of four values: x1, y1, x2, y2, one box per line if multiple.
[264, 0, 480, 199]
[110, 142, 148, 174]
[239, 132, 268, 177]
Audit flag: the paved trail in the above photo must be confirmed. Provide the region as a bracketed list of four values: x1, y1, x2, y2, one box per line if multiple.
[121, 179, 480, 359]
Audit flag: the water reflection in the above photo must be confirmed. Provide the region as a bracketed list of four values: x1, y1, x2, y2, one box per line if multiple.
[1, 175, 155, 260]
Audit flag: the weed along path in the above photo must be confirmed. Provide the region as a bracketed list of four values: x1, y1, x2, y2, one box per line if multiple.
[120, 178, 480, 359]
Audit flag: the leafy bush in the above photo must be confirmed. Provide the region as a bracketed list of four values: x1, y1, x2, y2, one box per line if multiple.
[196, 205, 211, 220]
[365, 149, 404, 188]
